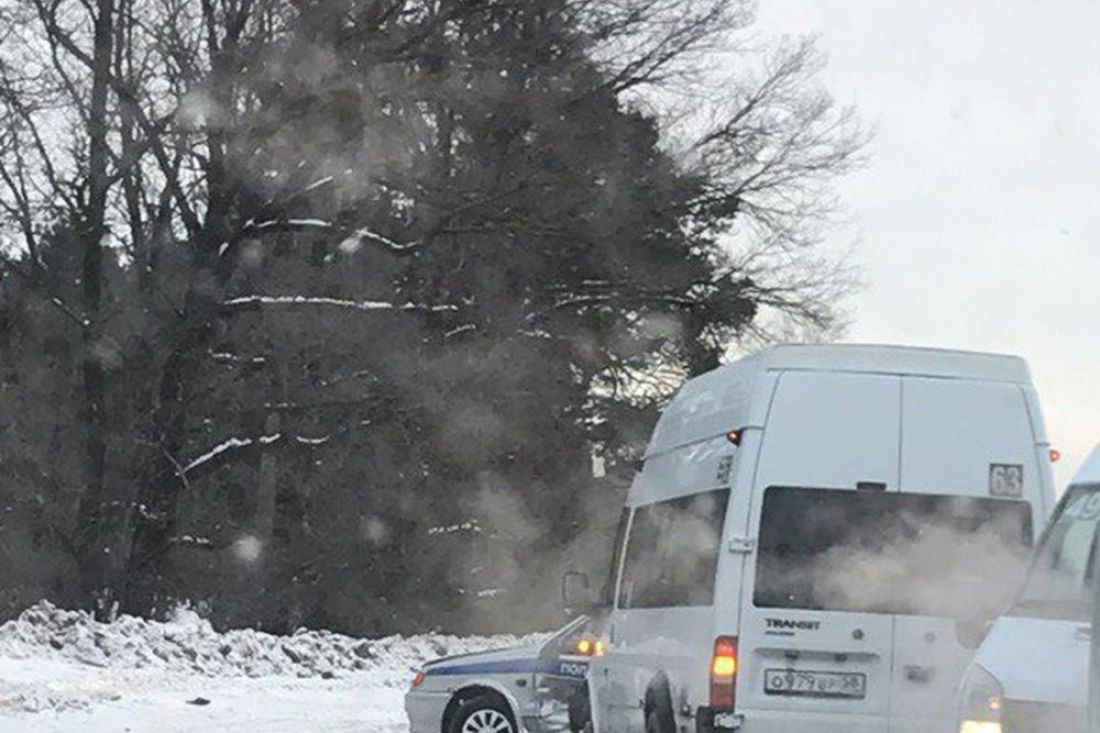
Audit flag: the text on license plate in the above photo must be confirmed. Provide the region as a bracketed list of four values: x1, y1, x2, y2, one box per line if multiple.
[764, 669, 867, 699]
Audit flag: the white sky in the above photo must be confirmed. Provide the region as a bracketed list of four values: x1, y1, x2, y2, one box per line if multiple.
[751, 0, 1100, 488]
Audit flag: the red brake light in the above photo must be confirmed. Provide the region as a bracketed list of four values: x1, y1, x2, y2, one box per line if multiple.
[1050, 448, 1062, 463]
[726, 430, 742, 446]
[710, 636, 738, 709]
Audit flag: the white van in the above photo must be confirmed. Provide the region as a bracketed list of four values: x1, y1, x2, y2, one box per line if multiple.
[955, 442, 1100, 733]
[584, 344, 1056, 733]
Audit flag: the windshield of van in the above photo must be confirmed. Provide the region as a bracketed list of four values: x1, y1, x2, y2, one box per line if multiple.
[1012, 484, 1100, 621]
[754, 486, 1034, 618]
[618, 489, 730, 609]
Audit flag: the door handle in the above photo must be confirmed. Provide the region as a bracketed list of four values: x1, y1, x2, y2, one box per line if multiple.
[1076, 626, 1091, 642]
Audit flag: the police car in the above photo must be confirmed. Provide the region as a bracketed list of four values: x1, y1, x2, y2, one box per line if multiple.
[405, 614, 602, 733]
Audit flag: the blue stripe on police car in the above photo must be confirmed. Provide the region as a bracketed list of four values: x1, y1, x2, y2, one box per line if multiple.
[426, 657, 589, 679]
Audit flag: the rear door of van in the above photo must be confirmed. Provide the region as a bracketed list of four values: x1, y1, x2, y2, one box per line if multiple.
[737, 371, 901, 733]
[889, 377, 1048, 733]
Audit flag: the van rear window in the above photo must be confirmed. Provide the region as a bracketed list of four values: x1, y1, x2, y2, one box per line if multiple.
[753, 486, 1033, 618]
[619, 489, 730, 609]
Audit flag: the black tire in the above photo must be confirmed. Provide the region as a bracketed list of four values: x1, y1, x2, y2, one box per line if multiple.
[449, 694, 518, 733]
[567, 685, 591, 732]
[645, 700, 675, 733]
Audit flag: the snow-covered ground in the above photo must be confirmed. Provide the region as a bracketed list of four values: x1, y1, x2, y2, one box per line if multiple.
[0, 602, 534, 732]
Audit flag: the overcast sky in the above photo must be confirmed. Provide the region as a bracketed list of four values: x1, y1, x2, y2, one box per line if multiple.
[750, 0, 1100, 487]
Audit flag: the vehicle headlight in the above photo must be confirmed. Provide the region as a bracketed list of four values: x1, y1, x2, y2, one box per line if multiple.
[958, 664, 1004, 733]
[572, 634, 606, 657]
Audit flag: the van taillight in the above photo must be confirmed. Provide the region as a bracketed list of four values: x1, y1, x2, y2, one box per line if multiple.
[710, 636, 738, 709]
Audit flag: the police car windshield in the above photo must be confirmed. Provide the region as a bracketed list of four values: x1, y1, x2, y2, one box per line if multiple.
[754, 486, 1034, 618]
[1012, 484, 1100, 622]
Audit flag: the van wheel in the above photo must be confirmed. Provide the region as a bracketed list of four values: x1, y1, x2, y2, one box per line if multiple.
[450, 694, 517, 733]
[567, 686, 591, 732]
[645, 706, 675, 733]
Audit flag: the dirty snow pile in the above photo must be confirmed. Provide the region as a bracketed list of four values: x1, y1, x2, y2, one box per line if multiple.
[0, 601, 541, 730]
[0, 601, 534, 680]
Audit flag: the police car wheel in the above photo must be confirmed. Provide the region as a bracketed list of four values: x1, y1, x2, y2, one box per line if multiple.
[451, 695, 517, 733]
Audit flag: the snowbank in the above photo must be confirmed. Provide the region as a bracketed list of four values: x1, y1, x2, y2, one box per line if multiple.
[0, 601, 537, 680]
[0, 601, 543, 723]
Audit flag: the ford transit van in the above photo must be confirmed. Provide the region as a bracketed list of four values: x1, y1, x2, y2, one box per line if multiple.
[586, 344, 1057, 733]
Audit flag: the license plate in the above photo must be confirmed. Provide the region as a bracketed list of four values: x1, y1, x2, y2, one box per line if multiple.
[764, 669, 867, 699]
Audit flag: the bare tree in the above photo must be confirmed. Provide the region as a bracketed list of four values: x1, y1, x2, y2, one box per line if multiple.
[0, 0, 868, 627]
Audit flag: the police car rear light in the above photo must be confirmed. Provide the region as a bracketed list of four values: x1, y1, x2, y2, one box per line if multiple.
[710, 636, 738, 709]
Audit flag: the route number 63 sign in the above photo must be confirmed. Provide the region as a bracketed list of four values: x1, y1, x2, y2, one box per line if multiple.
[989, 463, 1024, 497]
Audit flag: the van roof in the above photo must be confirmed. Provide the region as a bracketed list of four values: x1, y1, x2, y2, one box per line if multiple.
[1071, 443, 1100, 486]
[645, 344, 1033, 459]
[744, 344, 1031, 383]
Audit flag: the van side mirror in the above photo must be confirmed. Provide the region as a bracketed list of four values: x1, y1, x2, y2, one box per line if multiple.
[562, 570, 598, 611]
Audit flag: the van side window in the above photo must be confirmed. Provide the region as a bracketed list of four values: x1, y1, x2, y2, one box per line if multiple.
[618, 489, 730, 609]
[1013, 484, 1100, 621]
[753, 486, 1033, 619]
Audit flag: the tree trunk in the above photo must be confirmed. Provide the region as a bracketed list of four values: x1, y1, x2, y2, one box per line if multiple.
[73, 0, 117, 618]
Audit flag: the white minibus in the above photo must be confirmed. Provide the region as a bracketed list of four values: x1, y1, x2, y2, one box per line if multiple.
[583, 344, 1056, 733]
